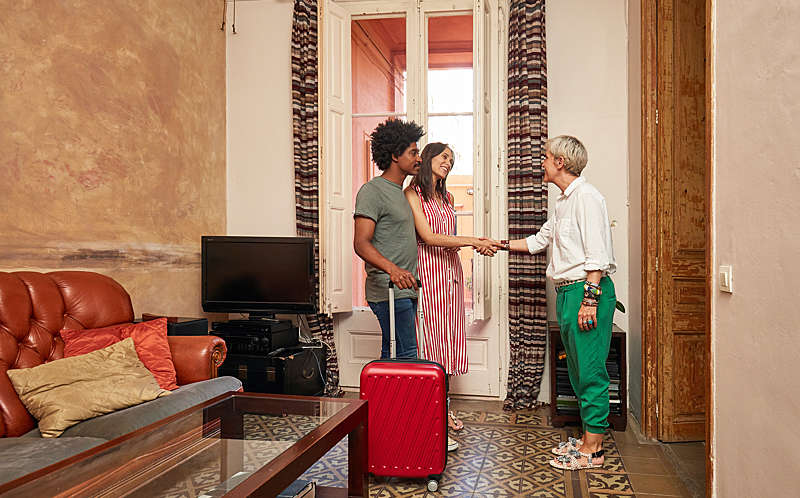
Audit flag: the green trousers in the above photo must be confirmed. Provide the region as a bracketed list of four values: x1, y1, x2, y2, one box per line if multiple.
[556, 276, 616, 434]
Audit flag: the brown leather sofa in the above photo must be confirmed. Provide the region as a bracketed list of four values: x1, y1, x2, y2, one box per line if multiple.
[0, 271, 242, 484]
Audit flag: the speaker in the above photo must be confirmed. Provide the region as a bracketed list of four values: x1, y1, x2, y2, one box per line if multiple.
[274, 345, 326, 396]
[220, 345, 326, 395]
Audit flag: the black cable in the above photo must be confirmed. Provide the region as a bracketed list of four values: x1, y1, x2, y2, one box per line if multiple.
[297, 314, 330, 395]
[310, 346, 327, 395]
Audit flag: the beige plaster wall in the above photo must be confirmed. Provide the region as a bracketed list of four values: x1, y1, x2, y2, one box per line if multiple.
[712, 0, 800, 495]
[539, 0, 631, 403]
[545, 0, 630, 332]
[0, 0, 226, 317]
[225, 0, 297, 237]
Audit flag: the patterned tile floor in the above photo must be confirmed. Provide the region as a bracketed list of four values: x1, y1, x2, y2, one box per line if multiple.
[140, 401, 694, 497]
[300, 408, 648, 498]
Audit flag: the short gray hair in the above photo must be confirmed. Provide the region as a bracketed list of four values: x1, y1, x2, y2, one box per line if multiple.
[545, 135, 588, 176]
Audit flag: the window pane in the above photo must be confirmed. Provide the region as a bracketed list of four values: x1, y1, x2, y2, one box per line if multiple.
[428, 69, 473, 113]
[427, 115, 473, 175]
[427, 14, 472, 113]
[352, 17, 407, 115]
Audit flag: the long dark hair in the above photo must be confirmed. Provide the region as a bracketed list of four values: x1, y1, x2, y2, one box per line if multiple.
[410, 142, 453, 204]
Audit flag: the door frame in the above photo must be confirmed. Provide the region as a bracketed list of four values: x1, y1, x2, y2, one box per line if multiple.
[640, 0, 713, 494]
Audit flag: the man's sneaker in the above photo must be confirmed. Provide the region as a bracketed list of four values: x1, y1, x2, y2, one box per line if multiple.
[447, 436, 459, 452]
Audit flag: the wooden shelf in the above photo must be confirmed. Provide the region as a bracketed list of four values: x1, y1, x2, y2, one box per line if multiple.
[548, 321, 627, 432]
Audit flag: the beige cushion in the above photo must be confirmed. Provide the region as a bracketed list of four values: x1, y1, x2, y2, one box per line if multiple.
[7, 338, 169, 437]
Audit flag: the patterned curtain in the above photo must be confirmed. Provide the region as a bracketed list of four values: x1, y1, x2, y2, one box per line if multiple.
[504, 0, 548, 411]
[291, 0, 342, 397]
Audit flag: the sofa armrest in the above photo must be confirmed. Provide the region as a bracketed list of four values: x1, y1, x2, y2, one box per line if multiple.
[167, 335, 227, 385]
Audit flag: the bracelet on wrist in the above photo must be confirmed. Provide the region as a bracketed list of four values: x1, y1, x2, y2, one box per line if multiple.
[500, 239, 510, 251]
[584, 281, 602, 298]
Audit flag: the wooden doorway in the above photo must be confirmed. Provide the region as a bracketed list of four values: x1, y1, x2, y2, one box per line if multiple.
[641, 0, 711, 453]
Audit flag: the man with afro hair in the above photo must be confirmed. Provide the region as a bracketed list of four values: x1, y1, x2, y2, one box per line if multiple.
[354, 118, 425, 359]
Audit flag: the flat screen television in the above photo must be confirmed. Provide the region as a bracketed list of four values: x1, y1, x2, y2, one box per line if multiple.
[201, 236, 316, 316]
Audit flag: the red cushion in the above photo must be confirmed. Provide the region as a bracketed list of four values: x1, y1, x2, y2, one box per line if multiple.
[59, 318, 179, 390]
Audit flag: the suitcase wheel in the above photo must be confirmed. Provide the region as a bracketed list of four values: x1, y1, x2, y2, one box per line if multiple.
[427, 478, 439, 492]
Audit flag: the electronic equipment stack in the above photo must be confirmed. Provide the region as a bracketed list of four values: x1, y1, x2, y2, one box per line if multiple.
[213, 319, 326, 396]
[212, 319, 297, 355]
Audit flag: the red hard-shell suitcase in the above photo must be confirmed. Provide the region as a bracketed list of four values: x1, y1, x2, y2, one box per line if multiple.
[359, 282, 448, 492]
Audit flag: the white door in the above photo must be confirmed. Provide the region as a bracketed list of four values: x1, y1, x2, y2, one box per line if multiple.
[319, 0, 353, 315]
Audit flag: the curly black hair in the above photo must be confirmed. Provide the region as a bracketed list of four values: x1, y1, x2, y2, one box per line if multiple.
[369, 119, 425, 171]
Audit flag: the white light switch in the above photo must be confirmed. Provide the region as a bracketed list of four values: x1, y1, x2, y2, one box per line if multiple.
[719, 265, 733, 293]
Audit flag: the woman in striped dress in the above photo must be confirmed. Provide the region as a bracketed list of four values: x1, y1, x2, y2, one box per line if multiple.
[404, 142, 497, 432]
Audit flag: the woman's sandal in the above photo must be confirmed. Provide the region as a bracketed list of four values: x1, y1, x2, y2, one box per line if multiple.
[549, 448, 605, 470]
[448, 411, 464, 431]
[551, 436, 583, 455]
[447, 436, 459, 451]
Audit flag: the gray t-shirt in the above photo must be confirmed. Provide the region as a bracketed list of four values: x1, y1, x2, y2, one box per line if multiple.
[354, 176, 418, 302]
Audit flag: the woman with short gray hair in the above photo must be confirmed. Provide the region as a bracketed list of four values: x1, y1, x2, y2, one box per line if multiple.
[545, 135, 589, 176]
[495, 135, 617, 470]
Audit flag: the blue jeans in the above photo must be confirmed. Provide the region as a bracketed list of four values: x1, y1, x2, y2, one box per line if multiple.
[368, 298, 418, 359]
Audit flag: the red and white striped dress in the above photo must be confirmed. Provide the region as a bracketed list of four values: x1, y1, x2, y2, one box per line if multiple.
[414, 185, 468, 376]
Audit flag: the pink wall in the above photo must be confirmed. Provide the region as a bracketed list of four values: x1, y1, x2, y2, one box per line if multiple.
[0, 1, 226, 317]
[712, 0, 800, 494]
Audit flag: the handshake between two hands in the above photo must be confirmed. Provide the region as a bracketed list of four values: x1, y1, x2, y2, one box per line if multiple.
[390, 238, 510, 289]
[470, 238, 510, 257]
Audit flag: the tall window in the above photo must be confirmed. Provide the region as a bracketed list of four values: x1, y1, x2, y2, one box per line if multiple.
[343, 1, 487, 318]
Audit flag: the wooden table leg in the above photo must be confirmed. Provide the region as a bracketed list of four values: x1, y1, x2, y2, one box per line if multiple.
[348, 417, 368, 497]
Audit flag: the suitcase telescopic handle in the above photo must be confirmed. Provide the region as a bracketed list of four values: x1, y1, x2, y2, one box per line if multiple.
[388, 279, 423, 359]
[387, 279, 422, 288]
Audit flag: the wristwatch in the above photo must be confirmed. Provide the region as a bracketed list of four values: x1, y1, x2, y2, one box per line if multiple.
[500, 239, 511, 251]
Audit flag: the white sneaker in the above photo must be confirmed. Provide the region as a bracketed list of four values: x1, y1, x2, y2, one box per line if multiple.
[447, 436, 459, 452]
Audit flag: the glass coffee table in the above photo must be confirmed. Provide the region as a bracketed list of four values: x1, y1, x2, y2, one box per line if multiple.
[0, 392, 367, 497]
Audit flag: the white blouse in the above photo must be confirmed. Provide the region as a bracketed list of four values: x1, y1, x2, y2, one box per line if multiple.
[525, 177, 617, 283]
